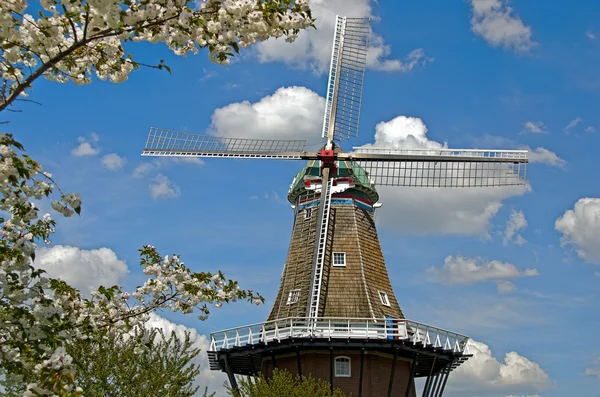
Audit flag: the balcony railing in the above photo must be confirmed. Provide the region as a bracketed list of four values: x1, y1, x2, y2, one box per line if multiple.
[209, 317, 470, 355]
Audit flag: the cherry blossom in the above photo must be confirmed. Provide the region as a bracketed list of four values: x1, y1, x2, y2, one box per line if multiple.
[0, 0, 314, 112]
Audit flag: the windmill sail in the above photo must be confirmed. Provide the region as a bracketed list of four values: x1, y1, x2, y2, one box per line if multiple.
[346, 148, 528, 187]
[142, 127, 308, 159]
[321, 17, 370, 143]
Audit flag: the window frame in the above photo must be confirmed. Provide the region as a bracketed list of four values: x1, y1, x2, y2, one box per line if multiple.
[378, 291, 390, 307]
[334, 356, 351, 377]
[286, 289, 300, 305]
[304, 207, 312, 220]
[332, 252, 346, 267]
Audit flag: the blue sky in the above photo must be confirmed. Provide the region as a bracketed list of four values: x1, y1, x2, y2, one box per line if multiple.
[7, 0, 600, 396]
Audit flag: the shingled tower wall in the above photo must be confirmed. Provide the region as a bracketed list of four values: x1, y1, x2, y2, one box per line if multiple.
[268, 201, 405, 320]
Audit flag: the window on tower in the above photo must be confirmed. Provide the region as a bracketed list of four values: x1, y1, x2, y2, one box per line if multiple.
[334, 356, 351, 377]
[332, 252, 346, 267]
[379, 291, 390, 307]
[304, 207, 312, 220]
[286, 289, 300, 305]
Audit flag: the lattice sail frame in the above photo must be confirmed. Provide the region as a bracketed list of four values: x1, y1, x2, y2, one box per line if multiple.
[321, 16, 370, 143]
[347, 148, 528, 187]
[143, 127, 307, 159]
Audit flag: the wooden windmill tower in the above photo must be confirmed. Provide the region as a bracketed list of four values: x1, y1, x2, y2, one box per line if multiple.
[142, 16, 528, 397]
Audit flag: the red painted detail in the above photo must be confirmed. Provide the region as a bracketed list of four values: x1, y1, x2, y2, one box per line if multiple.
[333, 177, 354, 184]
[354, 197, 374, 207]
[319, 150, 336, 163]
[304, 180, 311, 187]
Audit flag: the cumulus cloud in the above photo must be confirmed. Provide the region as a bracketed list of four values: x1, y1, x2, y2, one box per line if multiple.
[526, 147, 566, 168]
[585, 126, 596, 133]
[563, 117, 582, 132]
[35, 245, 129, 294]
[359, 116, 529, 236]
[503, 209, 527, 246]
[72, 133, 100, 156]
[522, 121, 546, 134]
[255, 0, 431, 74]
[448, 340, 551, 396]
[367, 46, 433, 73]
[555, 198, 600, 264]
[427, 256, 538, 292]
[101, 153, 126, 170]
[209, 86, 325, 141]
[469, 0, 536, 53]
[150, 174, 181, 200]
[587, 30, 596, 40]
[145, 314, 228, 396]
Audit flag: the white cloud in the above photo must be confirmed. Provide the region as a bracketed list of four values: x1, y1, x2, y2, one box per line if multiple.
[503, 209, 527, 246]
[497, 281, 517, 294]
[563, 117, 582, 132]
[145, 314, 228, 396]
[585, 367, 600, 379]
[264, 191, 286, 204]
[555, 198, 600, 264]
[134, 158, 205, 178]
[448, 340, 551, 396]
[587, 30, 597, 40]
[209, 86, 325, 141]
[199, 68, 217, 82]
[150, 173, 181, 200]
[101, 153, 126, 170]
[359, 116, 529, 236]
[367, 46, 433, 73]
[469, 0, 536, 53]
[72, 133, 100, 156]
[35, 245, 129, 294]
[585, 126, 596, 133]
[427, 256, 539, 291]
[255, 0, 431, 74]
[522, 121, 546, 134]
[525, 147, 566, 168]
[133, 163, 155, 178]
[505, 395, 542, 397]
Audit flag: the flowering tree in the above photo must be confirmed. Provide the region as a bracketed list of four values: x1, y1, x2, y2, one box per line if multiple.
[0, 1, 314, 395]
[0, 0, 312, 112]
[231, 369, 349, 397]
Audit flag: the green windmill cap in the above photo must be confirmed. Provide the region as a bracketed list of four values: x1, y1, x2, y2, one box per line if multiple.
[287, 159, 379, 205]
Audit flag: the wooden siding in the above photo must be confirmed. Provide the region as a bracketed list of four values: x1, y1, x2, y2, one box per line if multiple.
[268, 190, 405, 321]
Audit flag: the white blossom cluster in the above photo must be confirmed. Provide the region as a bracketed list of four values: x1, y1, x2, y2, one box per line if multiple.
[0, 0, 313, 110]
[0, 135, 262, 395]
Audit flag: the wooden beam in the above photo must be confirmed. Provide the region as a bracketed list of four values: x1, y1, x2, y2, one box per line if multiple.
[224, 354, 239, 393]
[421, 357, 437, 397]
[330, 348, 334, 395]
[297, 349, 303, 378]
[405, 354, 417, 397]
[387, 348, 399, 397]
[437, 360, 454, 396]
[358, 349, 365, 397]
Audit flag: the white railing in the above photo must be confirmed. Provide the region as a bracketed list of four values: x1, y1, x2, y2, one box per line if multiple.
[209, 317, 470, 355]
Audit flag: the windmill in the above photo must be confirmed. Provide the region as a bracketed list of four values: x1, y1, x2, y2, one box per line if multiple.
[142, 16, 528, 397]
